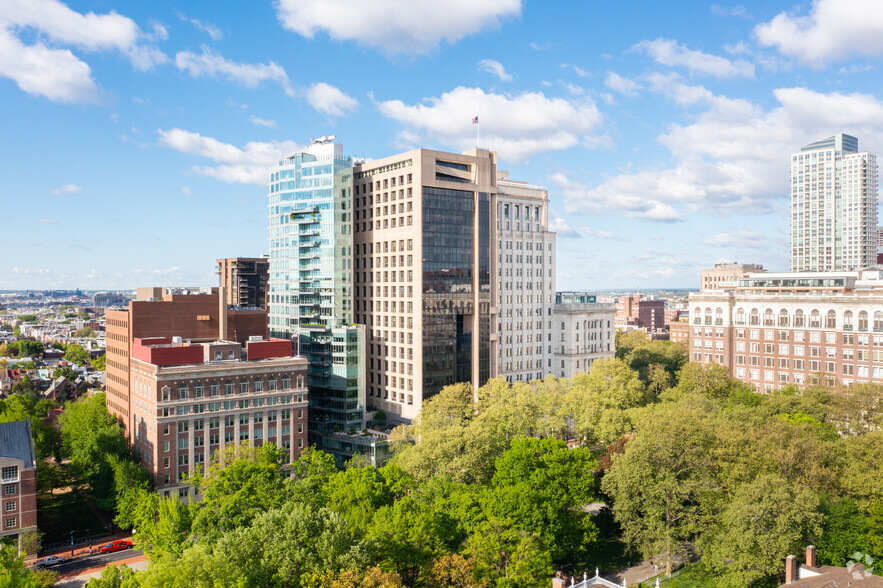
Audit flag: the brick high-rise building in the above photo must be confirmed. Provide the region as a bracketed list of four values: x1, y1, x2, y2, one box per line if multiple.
[689, 268, 883, 392]
[217, 257, 269, 309]
[128, 336, 307, 496]
[615, 295, 666, 332]
[105, 287, 267, 439]
[790, 134, 878, 272]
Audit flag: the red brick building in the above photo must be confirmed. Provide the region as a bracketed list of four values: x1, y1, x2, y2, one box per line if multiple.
[105, 287, 268, 439]
[615, 295, 666, 332]
[128, 336, 308, 496]
[0, 419, 37, 551]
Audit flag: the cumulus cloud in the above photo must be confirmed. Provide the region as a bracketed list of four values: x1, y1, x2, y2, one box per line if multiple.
[548, 210, 578, 237]
[51, 183, 83, 195]
[175, 47, 293, 94]
[755, 0, 883, 66]
[703, 229, 773, 249]
[377, 86, 603, 163]
[632, 38, 755, 78]
[550, 172, 685, 223]
[562, 85, 883, 220]
[478, 59, 513, 82]
[249, 115, 277, 128]
[175, 10, 222, 40]
[275, 0, 521, 55]
[305, 82, 358, 117]
[604, 71, 642, 96]
[157, 128, 300, 185]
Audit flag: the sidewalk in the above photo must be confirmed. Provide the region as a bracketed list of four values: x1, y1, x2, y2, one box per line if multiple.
[55, 554, 148, 588]
[40, 533, 133, 559]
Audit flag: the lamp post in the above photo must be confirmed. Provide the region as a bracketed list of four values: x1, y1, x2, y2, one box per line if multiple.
[69, 531, 74, 557]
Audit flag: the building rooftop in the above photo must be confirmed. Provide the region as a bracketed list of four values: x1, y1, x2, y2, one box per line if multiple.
[0, 419, 35, 469]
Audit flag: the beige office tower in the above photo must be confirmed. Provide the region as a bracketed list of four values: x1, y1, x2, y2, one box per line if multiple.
[351, 148, 497, 423]
[495, 171, 557, 382]
[790, 134, 878, 272]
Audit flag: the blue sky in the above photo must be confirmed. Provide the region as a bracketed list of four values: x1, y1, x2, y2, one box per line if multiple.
[3, 0, 883, 291]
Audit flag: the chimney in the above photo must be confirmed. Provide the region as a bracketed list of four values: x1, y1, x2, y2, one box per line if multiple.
[785, 555, 798, 584]
[219, 286, 228, 341]
[806, 545, 816, 568]
[552, 579, 566, 588]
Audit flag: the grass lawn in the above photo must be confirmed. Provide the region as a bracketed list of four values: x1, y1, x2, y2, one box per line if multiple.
[38, 488, 106, 545]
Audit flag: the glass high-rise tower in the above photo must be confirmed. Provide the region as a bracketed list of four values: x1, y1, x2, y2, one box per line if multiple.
[267, 140, 365, 443]
[790, 134, 878, 272]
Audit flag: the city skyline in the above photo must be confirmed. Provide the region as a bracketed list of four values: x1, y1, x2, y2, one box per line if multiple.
[4, 0, 883, 290]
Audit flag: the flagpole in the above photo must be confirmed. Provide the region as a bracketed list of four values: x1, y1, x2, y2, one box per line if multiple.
[477, 119, 480, 149]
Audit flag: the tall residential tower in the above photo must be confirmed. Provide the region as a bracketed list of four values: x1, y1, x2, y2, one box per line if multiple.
[790, 134, 878, 272]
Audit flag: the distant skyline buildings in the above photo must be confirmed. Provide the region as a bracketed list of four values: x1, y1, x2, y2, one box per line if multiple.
[790, 134, 878, 273]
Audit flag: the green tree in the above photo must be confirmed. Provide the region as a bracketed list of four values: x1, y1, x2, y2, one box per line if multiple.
[465, 520, 554, 588]
[567, 358, 648, 444]
[601, 397, 724, 574]
[701, 474, 823, 587]
[63, 344, 90, 366]
[91, 354, 106, 371]
[53, 365, 79, 383]
[74, 327, 95, 338]
[0, 544, 42, 588]
[86, 564, 137, 588]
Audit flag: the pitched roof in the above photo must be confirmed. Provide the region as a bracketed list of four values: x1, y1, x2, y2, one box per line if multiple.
[0, 419, 36, 469]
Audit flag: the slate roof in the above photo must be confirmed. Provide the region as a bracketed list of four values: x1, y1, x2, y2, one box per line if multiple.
[0, 419, 36, 469]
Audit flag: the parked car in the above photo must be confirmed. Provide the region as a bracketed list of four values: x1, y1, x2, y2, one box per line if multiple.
[36, 555, 65, 567]
[98, 540, 132, 554]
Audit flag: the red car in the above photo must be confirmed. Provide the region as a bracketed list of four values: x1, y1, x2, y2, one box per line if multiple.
[98, 540, 132, 554]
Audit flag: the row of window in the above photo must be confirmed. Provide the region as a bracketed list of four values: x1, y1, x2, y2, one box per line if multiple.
[696, 307, 883, 330]
[161, 376, 304, 401]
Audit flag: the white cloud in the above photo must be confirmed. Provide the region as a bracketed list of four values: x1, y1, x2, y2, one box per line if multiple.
[275, 0, 521, 55]
[38, 218, 57, 224]
[839, 64, 875, 75]
[755, 0, 883, 66]
[249, 115, 278, 128]
[632, 38, 755, 78]
[1, 0, 166, 70]
[548, 210, 578, 237]
[377, 86, 603, 163]
[710, 4, 750, 18]
[561, 63, 590, 78]
[551, 172, 685, 223]
[0, 27, 100, 103]
[604, 71, 642, 96]
[51, 183, 83, 195]
[175, 10, 222, 40]
[703, 229, 773, 249]
[175, 48, 292, 95]
[478, 59, 513, 82]
[562, 85, 883, 220]
[305, 83, 358, 117]
[157, 128, 300, 185]
[181, 186, 192, 196]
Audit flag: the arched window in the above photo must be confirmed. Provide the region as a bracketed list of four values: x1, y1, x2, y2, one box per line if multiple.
[874, 311, 883, 332]
[209, 381, 220, 396]
[779, 309, 790, 327]
[735, 308, 746, 325]
[194, 382, 204, 397]
[268, 376, 277, 391]
[764, 309, 774, 326]
[826, 310, 837, 329]
[859, 311, 868, 332]
[794, 310, 805, 327]
[843, 311, 853, 331]
[750, 309, 760, 326]
[225, 380, 234, 395]
[178, 384, 188, 400]
[254, 378, 263, 392]
[281, 375, 291, 390]
[715, 308, 723, 325]
[296, 375, 305, 389]
[704, 307, 713, 325]
[240, 379, 249, 394]
[694, 307, 702, 324]
[810, 310, 821, 328]
[161, 386, 171, 402]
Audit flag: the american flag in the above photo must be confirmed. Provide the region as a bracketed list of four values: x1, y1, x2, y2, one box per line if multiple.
[472, 116, 479, 124]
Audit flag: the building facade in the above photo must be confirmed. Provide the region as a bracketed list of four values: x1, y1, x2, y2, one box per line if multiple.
[552, 293, 615, 379]
[351, 148, 497, 422]
[790, 134, 878, 272]
[615, 295, 666, 332]
[0, 419, 37, 550]
[128, 336, 308, 496]
[701, 262, 766, 292]
[105, 287, 267, 439]
[689, 268, 883, 392]
[495, 170, 556, 383]
[217, 257, 270, 309]
[266, 140, 365, 440]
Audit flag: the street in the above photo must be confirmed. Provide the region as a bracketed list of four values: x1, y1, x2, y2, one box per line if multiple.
[50, 546, 144, 577]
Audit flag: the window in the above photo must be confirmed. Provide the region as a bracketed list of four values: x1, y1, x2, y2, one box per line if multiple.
[5, 501, 14, 512]
[6, 518, 15, 528]
[240, 379, 249, 394]
[225, 380, 234, 395]
[254, 378, 263, 392]
[1, 467, 18, 481]
[4, 486, 14, 496]
[268, 377, 277, 391]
